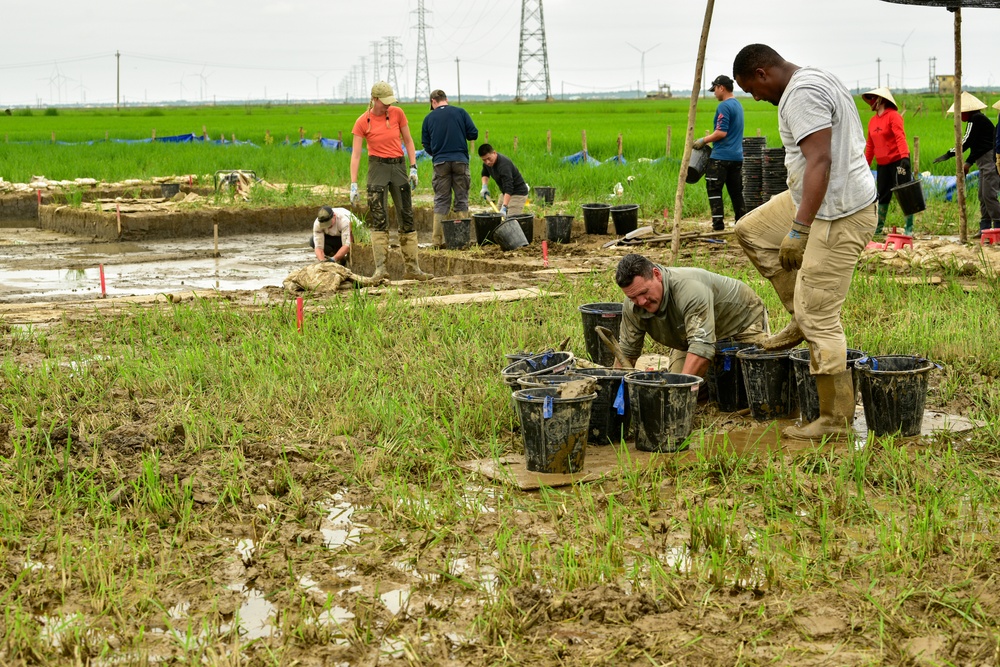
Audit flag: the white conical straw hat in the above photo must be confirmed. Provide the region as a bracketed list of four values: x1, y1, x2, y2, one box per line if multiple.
[947, 91, 987, 113]
[993, 99, 1000, 111]
[861, 87, 897, 108]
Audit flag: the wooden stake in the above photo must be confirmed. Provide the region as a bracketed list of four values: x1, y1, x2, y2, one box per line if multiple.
[913, 136, 920, 175]
[99, 264, 106, 298]
[757, 128, 761, 137]
[151, 129, 156, 140]
[546, 129, 552, 154]
[202, 125, 208, 140]
[666, 126, 672, 157]
[617, 133, 623, 160]
[513, 135, 518, 152]
[670, 0, 715, 265]
[214, 223, 219, 257]
[582, 130, 588, 160]
[51, 131, 56, 143]
[116, 203, 122, 236]
[953, 8, 967, 243]
[299, 126, 305, 141]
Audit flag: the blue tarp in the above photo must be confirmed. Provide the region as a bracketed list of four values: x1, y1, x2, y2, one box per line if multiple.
[604, 155, 627, 165]
[919, 172, 979, 202]
[561, 150, 602, 166]
[156, 133, 202, 143]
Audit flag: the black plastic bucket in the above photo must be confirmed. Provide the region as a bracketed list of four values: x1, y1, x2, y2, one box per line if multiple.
[581, 203, 611, 235]
[686, 146, 709, 184]
[510, 213, 534, 244]
[891, 180, 926, 216]
[737, 348, 796, 421]
[513, 387, 595, 474]
[546, 215, 574, 243]
[535, 186, 556, 205]
[473, 212, 503, 246]
[707, 339, 757, 412]
[578, 302, 623, 366]
[790, 348, 867, 423]
[625, 371, 702, 452]
[443, 218, 471, 249]
[855, 355, 935, 437]
[494, 218, 529, 251]
[610, 204, 639, 236]
[161, 183, 181, 198]
[500, 351, 575, 389]
[576, 368, 632, 445]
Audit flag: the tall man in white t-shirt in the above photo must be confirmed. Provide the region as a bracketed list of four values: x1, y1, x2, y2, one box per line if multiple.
[732, 44, 877, 442]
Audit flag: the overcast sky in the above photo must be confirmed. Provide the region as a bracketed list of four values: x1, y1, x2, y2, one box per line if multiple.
[2, 0, 998, 107]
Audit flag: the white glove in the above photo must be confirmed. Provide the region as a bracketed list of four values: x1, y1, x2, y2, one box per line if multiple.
[350, 183, 359, 205]
[409, 166, 418, 189]
[480, 185, 490, 199]
[500, 205, 508, 218]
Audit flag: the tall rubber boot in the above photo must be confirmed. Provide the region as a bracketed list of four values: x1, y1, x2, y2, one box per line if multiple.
[371, 231, 390, 281]
[431, 213, 446, 249]
[875, 203, 889, 235]
[783, 369, 856, 441]
[400, 232, 433, 281]
[904, 214, 914, 236]
[760, 270, 804, 351]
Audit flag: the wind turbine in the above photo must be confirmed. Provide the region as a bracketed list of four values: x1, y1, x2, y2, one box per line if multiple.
[882, 28, 915, 92]
[626, 42, 661, 94]
[172, 73, 187, 101]
[188, 66, 212, 102]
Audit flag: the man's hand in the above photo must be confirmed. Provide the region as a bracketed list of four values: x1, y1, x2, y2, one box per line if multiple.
[932, 152, 951, 164]
[779, 221, 811, 271]
[350, 182, 359, 205]
[409, 166, 418, 189]
[896, 157, 910, 178]
[693, 137, 706, 150]
[499, 205, 508, 218]
[480, 184, 490, 199]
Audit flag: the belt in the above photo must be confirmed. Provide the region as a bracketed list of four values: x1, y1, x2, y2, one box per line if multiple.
[370, 156, 404, 164]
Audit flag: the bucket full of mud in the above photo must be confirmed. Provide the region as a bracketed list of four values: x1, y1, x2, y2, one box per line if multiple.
[625, 371, 702, 452]
[576, 368, 632, 445]
[513, 385, 596, 474]
[790, 348, 867, 423]
[474, 212, 503, 246]
[443, 218, 471, 249]
[737, 348, 796, 421]
[891, 179, 926, 216]
[160, 183, 181, 198]
[535, 186, 556, 205]
[707, 339, 757, 412]
[494, 218, 529, 251]
[855, 355, 936, 437]
[545, 215, 574, 243]
[581, 203, 612, 235]
[500, 351, 575, 390]
[509, 213, 534, 244]
[578, 302, 623, 366]
[610, 204, 639, 236]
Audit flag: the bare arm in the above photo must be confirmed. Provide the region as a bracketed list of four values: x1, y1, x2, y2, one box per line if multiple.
[401, 125, 417, 167]
[702, 129, 728, 145]
[794, 127, 832, 224]
[680, 353, 711, 378]
[350, 135, 363, 184]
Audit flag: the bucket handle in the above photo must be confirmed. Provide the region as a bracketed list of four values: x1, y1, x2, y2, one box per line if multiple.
[613, 379, 626, 415]
[543, 395, 553, 419]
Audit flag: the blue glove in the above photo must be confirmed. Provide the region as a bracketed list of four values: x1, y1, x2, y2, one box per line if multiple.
[480, 185, 490, 199]
[350, 183, 359, 205]
[500, 205, 508, 218]
[409, 166, 418, 189]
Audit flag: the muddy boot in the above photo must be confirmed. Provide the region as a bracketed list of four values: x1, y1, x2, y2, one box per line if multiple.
[874, 203, 888, 235]
[903, 214, 914, 236]
[760, 270, 804, 351]
[431, 213, 446, 249]
[400, 232, 433, 281]
[783, 369, 856, 441]
[371, 231, 390, 282]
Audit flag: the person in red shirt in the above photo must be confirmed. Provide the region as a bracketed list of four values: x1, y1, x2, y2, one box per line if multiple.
[349, 81, 432, 281]
[862, 87, 913, 235]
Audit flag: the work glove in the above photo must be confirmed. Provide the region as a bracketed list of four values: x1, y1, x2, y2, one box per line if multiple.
[779, 221, 811, 271]
[480, 184, 490, 199]
[693, 137, 706, 150]
[500, 205, 508, 218]
[350, 182, 359, 205]
[896, 157, 910, 178]
[409, 166, 418, 189]
[932, 152, 952, 164]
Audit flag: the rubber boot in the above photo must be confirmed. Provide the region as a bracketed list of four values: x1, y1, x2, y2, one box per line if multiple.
[371, 231, 390, 281]
[874, 203, 889, 235]
[760, 270, 804, 351]
[431, 213, 446, 249]
[783, 369, 855, 441]
[400, 232, 433, 281]
[904, 214, 914, 236]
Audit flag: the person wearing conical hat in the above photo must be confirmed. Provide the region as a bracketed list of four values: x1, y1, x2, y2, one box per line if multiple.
[993, 98, 1000, 179]
[933, 91, 1000, 238]
[862, 87, 913, 235]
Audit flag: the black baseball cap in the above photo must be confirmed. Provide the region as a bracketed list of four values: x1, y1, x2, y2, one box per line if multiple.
[711, 75, 734, 90]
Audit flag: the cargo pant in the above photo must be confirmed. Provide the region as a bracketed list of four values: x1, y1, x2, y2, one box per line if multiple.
[735, 190, 876, 376]
[666, 316, 768, 373]
[367, 156, 414, 233]
[432, 161, 472, 215]
[505, 194, 528, 216]
[705, 158, 746, 230]
[975, 151, 1000, 229]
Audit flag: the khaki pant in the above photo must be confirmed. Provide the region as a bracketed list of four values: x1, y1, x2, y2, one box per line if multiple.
[432, 161, 472, 215]
[735, 190, 876, 375]
[506, 194, 528, 216]
[666, 317, 769, 373]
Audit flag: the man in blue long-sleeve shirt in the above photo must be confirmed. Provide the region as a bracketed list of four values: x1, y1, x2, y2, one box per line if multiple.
[420, 89, 478, 248]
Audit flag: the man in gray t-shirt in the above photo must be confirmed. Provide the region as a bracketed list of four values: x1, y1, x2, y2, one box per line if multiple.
[732, 44, 876, 443]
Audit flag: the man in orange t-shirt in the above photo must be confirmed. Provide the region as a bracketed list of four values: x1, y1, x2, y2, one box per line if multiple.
[349, 81, 432, 281]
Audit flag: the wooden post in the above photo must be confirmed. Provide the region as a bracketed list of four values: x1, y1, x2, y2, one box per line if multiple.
[232, 133, 236, 143]
[318, 132, 323, 141]
[546, 129, 552, 154]
[104, 131, 108, 141]
[202, 125, 208, 140]
[757, 128, 762, 137]
[51, 131, 56, 144]
[581, 130, 588, 161]
[265, 129, 271, 144]
[617, 133, 623, 160]
[485, 130, 489, 143]
[953, 8, 967, 243]
[151, 129, 156, 140]
[214, 223, 219, 258]
[913, 136, 920, 176]
[299, 126, 305, 142]
[337, 130, 343, 146]
[513, 135, 518, 152]
[670, 0, 715, 264]
[666, 126, 672, 157]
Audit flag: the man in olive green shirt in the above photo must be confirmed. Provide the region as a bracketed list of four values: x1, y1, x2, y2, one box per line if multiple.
[615, 253, 767, 377]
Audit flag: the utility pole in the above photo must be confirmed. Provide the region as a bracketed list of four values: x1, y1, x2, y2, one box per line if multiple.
[928, 56, 937, 92]
[413, 0, 431, 101]
[515, 0, 553, 101]
[876, 57, 881, 87]
[455, 58, 461, 104]
[116, 50, 120, 111]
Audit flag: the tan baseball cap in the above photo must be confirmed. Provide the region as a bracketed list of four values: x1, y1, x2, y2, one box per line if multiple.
[947, 91, 987, 113]
[371, 81, 396, 105]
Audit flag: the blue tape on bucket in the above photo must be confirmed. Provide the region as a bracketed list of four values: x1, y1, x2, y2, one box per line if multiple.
[872, 358, 879, 370]
[543, 395, 553, 418]
[539, 351, 553, 366]
[723, 356, 732, 372]
[613, 379, 626, 415]
[526, 357, 538, 370]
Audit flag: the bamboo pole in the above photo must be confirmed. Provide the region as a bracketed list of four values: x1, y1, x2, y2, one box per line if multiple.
[582, 130, 588, 160]
[953, 8, 967, 243]
[670, 0, 715, 264]
[913, 136, 919, 176]
[666, 126, 672, 157]
[617, 133, 623, 160]
[547, 129, 552, 154]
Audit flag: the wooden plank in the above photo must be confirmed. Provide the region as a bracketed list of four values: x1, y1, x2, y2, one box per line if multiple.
[533, 267, 591, 275]
[405, 287, 563, 307]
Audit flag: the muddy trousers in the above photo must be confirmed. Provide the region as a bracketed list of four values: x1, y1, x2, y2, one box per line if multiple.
[975, 151, 1000, 229]
[366, 158, 415, 234]
[705, 158, 746, 230]
[875, 159, 913, 234]
[432, 161, 472, 215]
[734, 190, 877, 375]
[309, 234, 348, 265]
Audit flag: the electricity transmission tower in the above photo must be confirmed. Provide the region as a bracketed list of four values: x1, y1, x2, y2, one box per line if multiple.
[413, 0, 431, 101]
[384, 36, 402, 95]
[928, 56, 937, 93]
[515, 0, 553, 102]
[370, 41, 382, 84]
